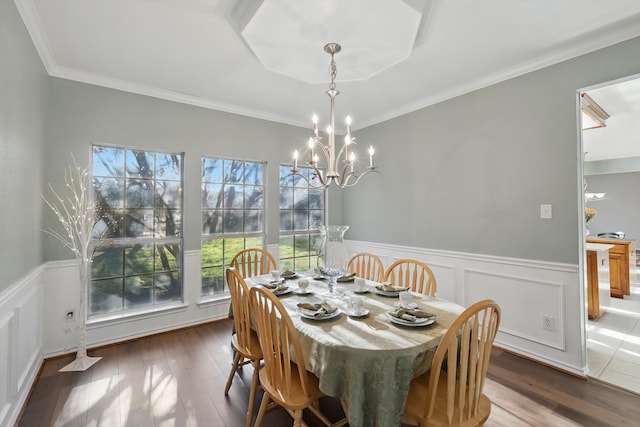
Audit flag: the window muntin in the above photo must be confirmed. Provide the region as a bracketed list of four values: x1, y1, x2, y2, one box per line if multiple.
[279, 165, 324, 271]
[90, 146, 183, 316]
[201, 157, 265, 295]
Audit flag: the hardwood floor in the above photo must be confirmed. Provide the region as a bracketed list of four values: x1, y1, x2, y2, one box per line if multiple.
[17, 319, 640, 427]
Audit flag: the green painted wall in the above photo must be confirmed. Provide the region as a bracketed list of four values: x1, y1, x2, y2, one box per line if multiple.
[348, 37, 640, 264]
[0, 0, 48, 292]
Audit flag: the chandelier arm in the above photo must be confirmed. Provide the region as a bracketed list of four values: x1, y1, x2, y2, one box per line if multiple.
[337, 163, 355, 186]
[335, 140, 349, 163]
[338, 168, 380, 188]
[285, 170, 327, 190]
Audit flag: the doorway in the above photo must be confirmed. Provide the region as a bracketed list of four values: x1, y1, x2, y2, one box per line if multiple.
[580, 73, 640, 394]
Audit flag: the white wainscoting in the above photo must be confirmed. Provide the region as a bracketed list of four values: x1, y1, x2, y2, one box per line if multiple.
[345, 239, 587, 376]
[0, 266, 44, 427]
[43, 250, 230, 355]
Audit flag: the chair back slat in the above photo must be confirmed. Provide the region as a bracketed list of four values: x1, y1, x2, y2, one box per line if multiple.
[347, 252, 384, 282]
[226, 268, 254, 355]
[231, 248, 277, 278]
[425, 299, 501, 424]
[384, 259, 437, 296]
[249, 286, 313, 403]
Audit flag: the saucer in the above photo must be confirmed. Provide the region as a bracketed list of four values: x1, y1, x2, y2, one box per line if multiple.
[294, 288, 313, 296]
[345, 308, 369, 318]
[353, 288, 369, 294]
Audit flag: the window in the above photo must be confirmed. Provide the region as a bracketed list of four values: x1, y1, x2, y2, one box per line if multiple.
[201, 157, 265, 295]
[279, 165, 324, 271]
[90, 146, 184, 316]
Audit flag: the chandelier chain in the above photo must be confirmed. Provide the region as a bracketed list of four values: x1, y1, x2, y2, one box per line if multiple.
[329, 54, 337, 91]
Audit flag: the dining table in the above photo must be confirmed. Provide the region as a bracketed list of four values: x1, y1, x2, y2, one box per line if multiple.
[244, 272, 464, 427]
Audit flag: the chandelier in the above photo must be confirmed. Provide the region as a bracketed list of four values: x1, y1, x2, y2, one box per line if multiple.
[290, 43, 378, 189]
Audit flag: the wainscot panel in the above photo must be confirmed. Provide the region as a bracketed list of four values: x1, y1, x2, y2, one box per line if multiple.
[0, 266, 44, 427]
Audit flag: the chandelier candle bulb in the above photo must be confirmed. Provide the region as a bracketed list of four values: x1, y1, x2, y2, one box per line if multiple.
[369, 146, 375, 168]
[344, 134, 351, 162]
[313, 114, 319, 137]
[293, 149, 299, 171]
[308, 137, 314, 162]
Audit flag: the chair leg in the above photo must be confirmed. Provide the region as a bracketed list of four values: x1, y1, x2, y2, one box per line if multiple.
[307, 400, 348, 427]
[293, 409, 303, 427]
[340, 399, 349, 419]
[224, 351, 242, 395]
[245, 359, 260, 427]
[253, 392, 271, 427]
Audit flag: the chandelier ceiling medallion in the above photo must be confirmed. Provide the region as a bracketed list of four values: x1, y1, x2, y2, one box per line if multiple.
[289, 43, 378, 189]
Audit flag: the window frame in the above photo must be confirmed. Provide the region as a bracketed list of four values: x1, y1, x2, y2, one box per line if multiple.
[200, 156, 267, 296]
[89, 144, 185, 318]
[278, 163, 326, 272]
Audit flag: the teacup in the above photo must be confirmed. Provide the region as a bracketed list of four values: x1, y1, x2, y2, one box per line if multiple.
[349, 296, 364, 315]
[399, 291, 413, 307]
[270, 270, 281, 281]
[354, 277, 366, 292]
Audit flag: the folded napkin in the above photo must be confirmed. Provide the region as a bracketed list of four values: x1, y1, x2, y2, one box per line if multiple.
[389, 307, 436, 322]
[263, 281, 288, 292]
[376, 283, 410, 293]
[297, 302, 337, 316]
[337, 272, 356, 282]
[282, 269, 296, 278]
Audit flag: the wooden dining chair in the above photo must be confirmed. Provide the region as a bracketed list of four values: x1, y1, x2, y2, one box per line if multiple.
[347, 252, 384, 282]
[384, 258, 437, 296]
[230, 247, 277, 278]
[248, 286, 348, 427]
[402, 299, 501, 427]
[224, 268, 264, 427]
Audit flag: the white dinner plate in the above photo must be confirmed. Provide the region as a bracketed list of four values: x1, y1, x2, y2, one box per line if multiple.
[298, 307, 341, 320]
[282, 272, 298, 280]
[374, 289, 402, 297]
[388, 314, 436, 327]
[274, 288, 292, 296]
[344, 308, 369, 318]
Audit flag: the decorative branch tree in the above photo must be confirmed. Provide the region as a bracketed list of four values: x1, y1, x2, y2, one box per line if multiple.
[41, 156, 109, 371]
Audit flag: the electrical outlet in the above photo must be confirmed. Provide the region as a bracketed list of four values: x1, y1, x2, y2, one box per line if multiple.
[65, 310, 75, 322]
[542, 315, 554, 331]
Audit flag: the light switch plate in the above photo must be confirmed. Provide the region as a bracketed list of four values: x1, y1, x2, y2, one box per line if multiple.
[540, 204, 552, 219]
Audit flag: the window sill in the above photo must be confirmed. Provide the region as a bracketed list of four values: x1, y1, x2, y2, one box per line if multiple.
[87, 302, 189, 329]
[197, 293, 231, 308]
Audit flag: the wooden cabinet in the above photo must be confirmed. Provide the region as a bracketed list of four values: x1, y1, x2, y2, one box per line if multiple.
[587, 237, 636, 298]
[586, 243, 613, 320]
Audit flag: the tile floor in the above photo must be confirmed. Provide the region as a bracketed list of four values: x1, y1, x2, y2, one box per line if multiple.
[587, 267, 640, 394]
